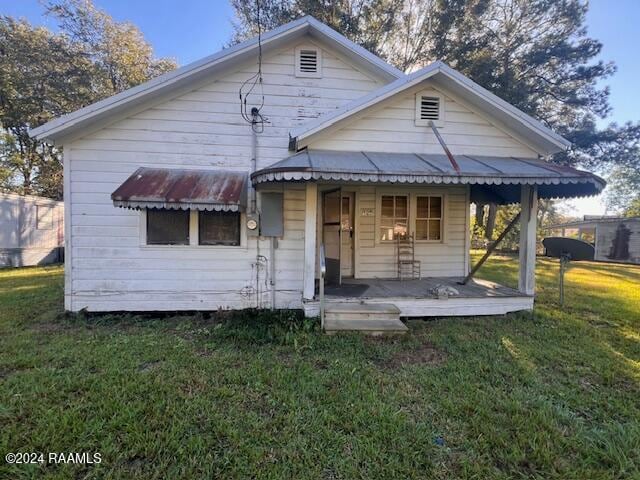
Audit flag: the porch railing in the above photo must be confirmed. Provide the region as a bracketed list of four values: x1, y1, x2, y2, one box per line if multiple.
[319, 243, 326, 330]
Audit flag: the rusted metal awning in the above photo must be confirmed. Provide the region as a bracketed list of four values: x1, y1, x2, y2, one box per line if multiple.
[251, 150, 605, 203]
[112, 167, 247, 211]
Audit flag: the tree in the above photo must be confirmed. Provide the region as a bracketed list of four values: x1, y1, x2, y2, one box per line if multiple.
[43, 0, 176, 95]
[0, 1, 176, 199]
[0, 17, 96, 198]
[605, 165, 640, 217]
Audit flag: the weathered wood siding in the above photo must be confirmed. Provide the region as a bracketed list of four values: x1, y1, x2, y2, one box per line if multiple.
[65, 38, 385, 311]
[307, 82, 539, 158]
[352, 185, 469, 278]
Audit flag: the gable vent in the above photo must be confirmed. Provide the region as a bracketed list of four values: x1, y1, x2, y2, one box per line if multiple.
[299, 49, 318, 73]
[295, 46, 322, 77]
[419, 96, 440, 121]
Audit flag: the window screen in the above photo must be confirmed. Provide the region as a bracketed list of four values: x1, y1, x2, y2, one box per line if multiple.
[416, 196, 443, 241]
[380, 195, 408, 241]
[199, 211, 240, 246]
[146, 209, 189, 245]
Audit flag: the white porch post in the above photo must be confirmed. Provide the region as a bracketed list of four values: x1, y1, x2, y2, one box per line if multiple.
[519, 185, 538, 295]
[303, 183, 318, 300]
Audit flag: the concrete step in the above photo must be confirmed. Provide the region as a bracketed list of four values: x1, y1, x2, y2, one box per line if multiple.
[323, 303, 406, 334]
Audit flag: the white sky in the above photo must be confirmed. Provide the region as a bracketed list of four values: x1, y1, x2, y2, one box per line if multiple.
[557, 192, 608, 218]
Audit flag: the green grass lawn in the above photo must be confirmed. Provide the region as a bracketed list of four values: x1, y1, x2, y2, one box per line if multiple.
[1, 257, 639, 479]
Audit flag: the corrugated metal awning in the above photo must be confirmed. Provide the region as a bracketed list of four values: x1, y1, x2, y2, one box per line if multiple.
[112, 167, 247, 211]
[251, 150, 605, 203]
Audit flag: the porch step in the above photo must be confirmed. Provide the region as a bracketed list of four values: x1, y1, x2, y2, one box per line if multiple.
[324, 303, 407, 334]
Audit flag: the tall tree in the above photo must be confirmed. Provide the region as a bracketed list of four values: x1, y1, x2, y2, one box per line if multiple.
[0, 17, 96, 198]
[0, 0, 176, 199]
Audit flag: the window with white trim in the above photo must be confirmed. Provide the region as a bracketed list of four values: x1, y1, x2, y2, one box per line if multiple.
[379, 195, 408, 241]
[295, 45, 322, 77]
[415, 195, 443, 241]
[415, 91, 445, 126]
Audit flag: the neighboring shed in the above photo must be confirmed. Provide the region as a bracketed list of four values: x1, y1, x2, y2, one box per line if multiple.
[0, 193, 64, 267]
[547, 216, 640, 265]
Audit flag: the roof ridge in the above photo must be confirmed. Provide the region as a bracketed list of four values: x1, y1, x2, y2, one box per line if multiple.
[31, 16, 403, 142]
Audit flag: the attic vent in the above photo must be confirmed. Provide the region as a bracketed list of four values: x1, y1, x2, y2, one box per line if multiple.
[299, 50, 318, 72]
[295, 46, 322, 78]
[420, 96, 440, 121]
[415, 91, 445, 126]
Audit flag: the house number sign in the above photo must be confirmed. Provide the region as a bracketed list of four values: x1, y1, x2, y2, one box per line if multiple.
[360, 208, 374, 217]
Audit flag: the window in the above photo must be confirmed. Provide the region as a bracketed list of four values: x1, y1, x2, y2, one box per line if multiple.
[146, 209, 189, 245]
[295, 45, 322, 77]
[415, 91, 445, 126]
[415, 196, 443, 241]
[199, 211, 240, 246]
[36, 205, 53, 230]
[380, 195, 408, 241]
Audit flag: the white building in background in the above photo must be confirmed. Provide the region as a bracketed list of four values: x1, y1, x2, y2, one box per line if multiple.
[0, 192, 64, 267]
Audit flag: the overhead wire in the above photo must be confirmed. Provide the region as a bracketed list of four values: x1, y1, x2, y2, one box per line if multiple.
[239, 0, 266, 133]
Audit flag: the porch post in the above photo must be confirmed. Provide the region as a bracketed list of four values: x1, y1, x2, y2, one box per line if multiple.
[303, 183, 318, 300]
[519, 185, 538, 295]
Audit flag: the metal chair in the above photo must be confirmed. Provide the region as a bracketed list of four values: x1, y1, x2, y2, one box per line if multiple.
[397, 234, 420, 280]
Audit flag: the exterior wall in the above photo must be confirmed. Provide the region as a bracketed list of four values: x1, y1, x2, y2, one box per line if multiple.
[351, 185, 468, 278]
[306, 81, 540, 158]
[64, 37, 386, 311]
[0, 193, 64, 267]
[595, 220, 640, 264]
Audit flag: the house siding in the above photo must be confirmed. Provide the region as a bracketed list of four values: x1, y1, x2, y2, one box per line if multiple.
[352, 185, 468, 279]
[595, 220, 640, 264]
[306, 82, 540, 158]
[64, 39, 385, 311]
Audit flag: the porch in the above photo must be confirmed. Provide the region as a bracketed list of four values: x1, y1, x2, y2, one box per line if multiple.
[303, 276, 533, 319]
[251, 149, 604, 328]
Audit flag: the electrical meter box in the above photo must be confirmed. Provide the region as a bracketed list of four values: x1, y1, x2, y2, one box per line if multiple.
[260, 192, 284, 237]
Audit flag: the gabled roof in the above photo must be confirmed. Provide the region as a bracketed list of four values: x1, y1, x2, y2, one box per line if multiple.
[31, 16, 403, 143]
[290, 61, 571, 156]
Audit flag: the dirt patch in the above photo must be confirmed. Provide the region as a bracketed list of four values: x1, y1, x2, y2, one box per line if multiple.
[381, 341, 447, 369]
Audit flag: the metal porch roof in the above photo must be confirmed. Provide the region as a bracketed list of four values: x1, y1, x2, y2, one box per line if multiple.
[251, 150, 605, 203]
[112, 167, 247, 211]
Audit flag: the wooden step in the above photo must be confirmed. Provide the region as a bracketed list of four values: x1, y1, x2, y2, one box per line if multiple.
[324, 303, 406, 334]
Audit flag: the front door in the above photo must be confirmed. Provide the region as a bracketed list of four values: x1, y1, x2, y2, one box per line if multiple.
[340, 193, 355, 278]
[322, 189, 341, 284]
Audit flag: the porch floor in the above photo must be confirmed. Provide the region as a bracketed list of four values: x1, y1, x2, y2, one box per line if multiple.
[305, 277, 533, 318]
[324, 277, 522, 299]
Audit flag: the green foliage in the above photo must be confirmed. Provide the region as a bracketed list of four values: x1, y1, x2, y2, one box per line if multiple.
[605, 165, 640, 216]
[0, 1, 176, 199]
[2, 258, 640, 478]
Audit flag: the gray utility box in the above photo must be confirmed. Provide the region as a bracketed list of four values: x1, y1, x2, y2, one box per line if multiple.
[260, 192, 284, 237]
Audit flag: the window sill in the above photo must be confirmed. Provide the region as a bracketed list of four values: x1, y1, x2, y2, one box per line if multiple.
[140, 244, 247, 250]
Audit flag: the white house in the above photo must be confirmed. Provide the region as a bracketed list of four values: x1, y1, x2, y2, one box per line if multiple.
[31, 16, 604, 331]
[0, 192, 64, 267]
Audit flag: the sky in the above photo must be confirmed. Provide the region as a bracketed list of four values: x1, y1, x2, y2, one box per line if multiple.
[1, 0, 638, 217]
